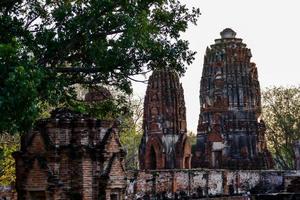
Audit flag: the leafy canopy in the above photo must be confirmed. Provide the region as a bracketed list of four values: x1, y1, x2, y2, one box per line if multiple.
[262, 86, 300, 170]
[1, 0, 200, 90]
[0, 0, 200, 134]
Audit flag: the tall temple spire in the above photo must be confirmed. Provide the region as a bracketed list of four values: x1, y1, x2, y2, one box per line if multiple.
[139, 68, 191, 169]
[193, 29, 273, 169]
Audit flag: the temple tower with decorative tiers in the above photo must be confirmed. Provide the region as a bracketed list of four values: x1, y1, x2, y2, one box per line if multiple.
[139, 69, 191, 170]
[14, 89, 127, 200]
[192, 28, 273, 169]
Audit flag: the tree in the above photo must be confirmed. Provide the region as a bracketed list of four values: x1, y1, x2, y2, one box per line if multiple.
[118, 96, 143, 170]
[0, 39, 66, 134]
[0, 0, 200, 134]
[262, 86, 300, 170]
[0, 133, 19, 185]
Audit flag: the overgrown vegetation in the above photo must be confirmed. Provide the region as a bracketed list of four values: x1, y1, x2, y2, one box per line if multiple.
[262, 86, 300, 170]
[0, 133, 19, 186]
[0, 0, 200, 135]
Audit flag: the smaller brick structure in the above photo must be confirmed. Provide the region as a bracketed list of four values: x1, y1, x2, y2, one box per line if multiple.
[14, 108, 127, 200]
[84, 87, 112, 102]
[139, 69, 191, 170]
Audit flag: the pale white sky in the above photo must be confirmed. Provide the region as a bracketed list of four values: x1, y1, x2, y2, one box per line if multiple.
[132, 0, 300, 133]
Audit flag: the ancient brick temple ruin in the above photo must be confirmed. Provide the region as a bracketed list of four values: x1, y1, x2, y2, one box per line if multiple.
[13, 89, 127, 200]
[192, 28, 273, 169]
[11, 29, 300, 200]
[139, 69, 192, 170]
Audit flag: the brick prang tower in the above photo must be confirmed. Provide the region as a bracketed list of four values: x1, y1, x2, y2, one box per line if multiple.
[193, 28, 273, 169]
[14, 88, 127, 200]
[139, 69, 191, 170]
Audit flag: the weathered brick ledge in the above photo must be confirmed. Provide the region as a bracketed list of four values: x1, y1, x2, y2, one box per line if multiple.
[126, 169, 300, 199]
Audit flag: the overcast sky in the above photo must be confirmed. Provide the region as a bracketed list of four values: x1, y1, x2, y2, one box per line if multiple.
[132, 0, 300, 133]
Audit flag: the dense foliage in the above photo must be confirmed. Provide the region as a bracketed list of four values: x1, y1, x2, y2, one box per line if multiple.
[262, 86, 300, 170]
[0, 133, 19, 185]
[0, 0, 200, 134]
[0, 39, 66, 133]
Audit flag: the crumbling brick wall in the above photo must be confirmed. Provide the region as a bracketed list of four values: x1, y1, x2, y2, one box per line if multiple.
[126, 169, 292, 199]
[0, 186, 17, 200]
[14, 108, 127, 200]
